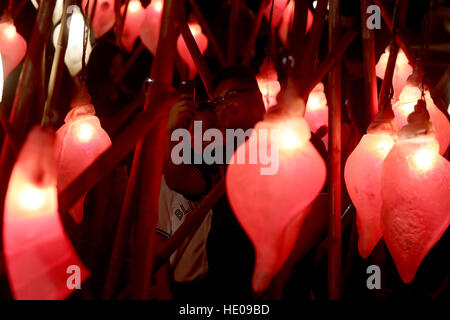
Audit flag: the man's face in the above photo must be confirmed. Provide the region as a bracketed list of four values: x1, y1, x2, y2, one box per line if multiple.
[213, 78, 265, 131]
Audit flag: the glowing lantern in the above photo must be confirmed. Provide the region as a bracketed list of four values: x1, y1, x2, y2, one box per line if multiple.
[176, 22, 208, 80]
[82, 0, 115, 39]
[279, 1, 313, 47]
[393, 85, 450, 154]
[55, 101, 111, 224]
[121, 0, 146, 52]
[264, 0, 289, 28]
[226, 101, 327, 292]
[31, 0, 63, 25]
[344, 122, 396, 258]
[256, 59, 281, 111]
[139, 0, 164, 55]
[0, 53, 3, 102]
[381, 106, 450, 283]
[0, 21, 27, 81]
[305, 82, 329, 147]
[3, 127, 89, 299]
[376, 47, 413, 103]
[53, 5, 93, 76]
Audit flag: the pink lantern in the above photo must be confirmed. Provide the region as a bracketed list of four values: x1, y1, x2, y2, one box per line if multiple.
[3, 127, 89, 299]
[176, 22, 208, 80]
[393, 85, 450, 155]
[0, 20, 27, 81]
[305, 82, 329, 147]
[264, 0, 289, 28]
[139, 0, 164, 55]
[344, 131, 395, 259]
[55, 102, 111, 224]
[256, 59, 281, 111]
[376, 47, 413, 103]
[82, 0, 115, 39]
[381, 123, 449, 283]
[121, 0, 146, 52]
[226, 102, 326, 292]
[279, 1, 313, 47]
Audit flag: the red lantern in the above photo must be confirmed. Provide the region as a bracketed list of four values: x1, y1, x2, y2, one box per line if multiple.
[344, 132, 395, 258]
[176, 22, 208, 80]
[393, 85, 450, 155]
[264, 0, 289, 28]
[381, 126, 449, 283]
[0, 20, 27, 81]
[82, 0, 115, 39]
[139, 0, 164, 55]
[3, 127, 89, 299]
[278, 1, 313, 47]
[376, 47, 413, 103]
[256, 59, 281, 111]
[55, 102, 111, 224]
[226, 102, 326, 292]
[305, 82, 329, 148]
[53, 5, 92, 76]
[121, 0, 146, 52]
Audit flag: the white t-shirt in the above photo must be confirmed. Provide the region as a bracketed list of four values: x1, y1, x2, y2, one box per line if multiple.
[157, 176, 212, 283]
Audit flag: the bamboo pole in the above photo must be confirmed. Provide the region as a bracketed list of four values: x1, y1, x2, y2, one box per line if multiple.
[129, 0, 179, 299]
[241, 0, 266, 65]
[328, 0, 342, 300]
[0, 0, 57, 276]
[153, 177, 226, 273]
[42, 0, 72, 127]
[360, 0, 378, 121]
[227, 0, 239, 65]
[188, 0, 226, 67]
[297, 0, 329, 85]
[291, 0, 310, 78]
[179, 19, 214, 98]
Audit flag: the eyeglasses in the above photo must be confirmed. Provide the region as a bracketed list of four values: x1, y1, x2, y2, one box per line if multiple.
[209, 88, 256, 108]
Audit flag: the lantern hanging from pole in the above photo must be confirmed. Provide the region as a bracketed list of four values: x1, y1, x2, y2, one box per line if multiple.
[256, 58, 281, 111]
[3, 127, 89, 299]
[226, 99, 326, 293]
[0, 20, 27, 81]
[264, 0, 289, 28]
[344, 109, 397, 259]
[176, 22, 208, 80]
[55, 93, 112, 224]
[381, 101, 450, 283]
[82, 0, 115, 39]
[120, 0, 146, 52]
[139, 0, 164, 56]
[376, 47, 413, 103]
[31, 0, 64, 25]
[53, 5, 93, 76]
[393, 84, 450, 155]
[278, 1, 313, 47]
[305, 82, 329, 148]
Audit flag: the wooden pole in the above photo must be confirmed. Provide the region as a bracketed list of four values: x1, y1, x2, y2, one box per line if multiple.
[327, 0, 342, 300]
[291, 0, 310, 79]
[188, 0, 226, 67]
[360, 0, 378, 121]
[129, 0, 179, 299]
[227, 0, 239, 65]
[242, 0, 266, 65]
[42, 0, 72, 127]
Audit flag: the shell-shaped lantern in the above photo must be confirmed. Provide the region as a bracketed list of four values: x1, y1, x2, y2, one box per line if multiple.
[381, 128, 449, 283]
[344, 131, 395, 258]
[139, 0, 164, 55]
[121, 0, 146, 52]
[0, 20, 27, 81]
[393, 85, 450, 155]
[55, 102, 111, 224]
[82, 0, 115, 39]
[176, 22, 208, 80]
[256, 59, 281, 111]
[3, 127, 89, 299]
[376, 47, 413, 103]
[226, 102, 327, 292]
[264, 0, 289, 28]
[53, 5, 93, 76]
[279, 1, 313, 47]
[305, 82, 328, 148]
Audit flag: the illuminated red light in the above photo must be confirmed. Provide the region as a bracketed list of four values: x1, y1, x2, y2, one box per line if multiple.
[256, 59, 281, 111]
[176, 22, 208, 80]
[140, 0, 165, 55]
[121, 0, 146, 51]
[0, 21, 27, 81]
